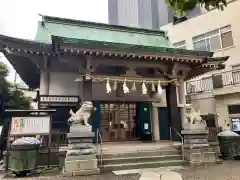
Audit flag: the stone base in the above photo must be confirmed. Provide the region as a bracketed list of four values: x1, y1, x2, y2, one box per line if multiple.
[65, 154, 96, 161]
[184, 147, 217, 166]
[181, 127, 218, 166]
[62, 168, 100, 176]
[70, 125, 92, 133]
[183, 124, 207, 131]
[64, 159, 98, 172]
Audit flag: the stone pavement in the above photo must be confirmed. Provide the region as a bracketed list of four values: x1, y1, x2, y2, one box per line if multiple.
[2, 161, 240, 179]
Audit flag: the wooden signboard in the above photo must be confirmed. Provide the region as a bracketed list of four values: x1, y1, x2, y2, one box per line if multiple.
[10, 116, 51, 136]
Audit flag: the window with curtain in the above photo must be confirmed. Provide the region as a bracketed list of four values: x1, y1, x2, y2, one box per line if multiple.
[192, 25, 233, 51]
[173, 40, 187, 49]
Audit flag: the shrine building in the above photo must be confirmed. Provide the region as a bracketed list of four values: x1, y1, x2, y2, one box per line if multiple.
[0, 15, 228, 143]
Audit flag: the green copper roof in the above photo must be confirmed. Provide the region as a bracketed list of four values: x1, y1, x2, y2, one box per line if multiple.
[35, 15, 171, 48]
[57, 36, 213, 57]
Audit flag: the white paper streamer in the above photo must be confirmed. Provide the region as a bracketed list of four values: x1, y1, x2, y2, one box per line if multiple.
[131, 81, 137, 91]
[151, 83, 155, 92]
[113, 80, 117, 91]
[106, 78, 111, 93]
[142, 81, 147, 95]
[157, 80, 163, 95]
[123, 79, 129, 94]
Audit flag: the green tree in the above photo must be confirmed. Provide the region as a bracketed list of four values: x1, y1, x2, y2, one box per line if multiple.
[0, 62, 31, 110]
[165, 0, 227, 15]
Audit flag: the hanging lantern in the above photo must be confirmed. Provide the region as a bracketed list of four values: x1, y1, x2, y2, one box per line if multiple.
[131, 81, 137, 91]
[142, 81, 147, 95]
[123, 79, 129, 94]
[151, 83, 156, 92]
[157, 80, 163, 95]
[113, 80, 117, 91]
[106, 78, 111, 93]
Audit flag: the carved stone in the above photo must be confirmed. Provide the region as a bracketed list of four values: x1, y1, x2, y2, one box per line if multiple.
[63, 101, 100, 176]
[181, 105, 219, 166]
[184, 104, 206, 126]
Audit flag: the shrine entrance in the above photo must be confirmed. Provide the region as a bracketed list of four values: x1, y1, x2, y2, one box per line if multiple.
[99, 103, 138, 141]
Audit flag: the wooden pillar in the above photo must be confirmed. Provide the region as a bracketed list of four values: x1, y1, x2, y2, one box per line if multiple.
[178, 80, 186, 128]
[82, 56, 93, 101]
[166, 83, 181, 141]
[40, 71, 50, 95]
[82, 77, 92, 101]
[152, 105, 160, 141]
[40, 56, 50, 95]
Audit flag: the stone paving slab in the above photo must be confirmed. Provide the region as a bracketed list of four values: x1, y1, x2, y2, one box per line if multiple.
[2, 161, 240, 179]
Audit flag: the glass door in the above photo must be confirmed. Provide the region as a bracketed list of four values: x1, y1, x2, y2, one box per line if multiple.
[99, 103, 138, 141]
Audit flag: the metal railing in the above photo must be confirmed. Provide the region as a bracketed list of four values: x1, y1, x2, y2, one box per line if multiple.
[96, 128, 103, 166]
[169, 127, 184, 161]
[186, 69, 240, 94]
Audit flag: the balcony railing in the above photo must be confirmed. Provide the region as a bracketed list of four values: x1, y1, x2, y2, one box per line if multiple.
[186, 69, 240, 94]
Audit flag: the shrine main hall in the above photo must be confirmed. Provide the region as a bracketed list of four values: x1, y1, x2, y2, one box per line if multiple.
[0, 15, 228, 142]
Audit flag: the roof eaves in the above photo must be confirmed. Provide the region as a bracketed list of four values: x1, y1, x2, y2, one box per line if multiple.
[56, 36, 214, 58]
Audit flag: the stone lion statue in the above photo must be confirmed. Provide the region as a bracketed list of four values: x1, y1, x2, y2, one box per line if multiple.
[68, 101, 93, 126]
[184, 104, 206, 125]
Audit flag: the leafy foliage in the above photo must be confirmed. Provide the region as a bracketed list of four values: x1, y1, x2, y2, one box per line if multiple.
[165, 0, 227, 15]
[0, 62, 31, 110]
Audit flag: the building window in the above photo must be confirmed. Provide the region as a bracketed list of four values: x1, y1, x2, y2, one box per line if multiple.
[193, 25, 233, 51]
[173, 40, 187, 49]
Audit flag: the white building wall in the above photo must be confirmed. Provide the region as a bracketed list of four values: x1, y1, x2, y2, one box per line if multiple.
[161, 0, 240, 70]
[215, 93, 240, 127]
[161, 1, 240, 129]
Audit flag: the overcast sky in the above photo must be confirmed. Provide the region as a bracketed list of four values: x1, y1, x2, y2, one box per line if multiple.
[0, 0, 108, 85]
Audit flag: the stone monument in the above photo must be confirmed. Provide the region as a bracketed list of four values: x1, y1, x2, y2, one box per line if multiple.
[63, 101, 100, 176]
[181, 104, 218, 166]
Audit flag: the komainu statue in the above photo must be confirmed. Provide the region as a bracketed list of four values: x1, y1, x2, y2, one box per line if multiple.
[184, 104, 206, 125]
[68, 101, 93, 126]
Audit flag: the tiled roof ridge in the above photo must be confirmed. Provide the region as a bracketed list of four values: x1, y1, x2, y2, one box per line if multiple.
[39, 14, 167, 37]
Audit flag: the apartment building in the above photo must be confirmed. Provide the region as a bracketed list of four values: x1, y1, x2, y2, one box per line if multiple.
[161, 0, 240, 130]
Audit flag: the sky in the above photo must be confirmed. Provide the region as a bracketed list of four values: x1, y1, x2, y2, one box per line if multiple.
[0, 0, 108, 85]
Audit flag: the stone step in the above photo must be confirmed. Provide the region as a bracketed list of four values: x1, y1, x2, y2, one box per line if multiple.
[97, 149, 181, 159]
[100, 160, 186, 172]
[100, 154, 182, 165]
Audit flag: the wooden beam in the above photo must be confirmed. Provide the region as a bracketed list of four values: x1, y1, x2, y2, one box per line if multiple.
[92, 56, 169, 70]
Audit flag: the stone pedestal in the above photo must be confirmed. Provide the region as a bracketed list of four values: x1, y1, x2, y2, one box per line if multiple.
[181, 124, 218, 166]
[63, 125, 100, 176]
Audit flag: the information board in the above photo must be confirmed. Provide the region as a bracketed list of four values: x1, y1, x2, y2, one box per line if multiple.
[10, 116, 50, 136]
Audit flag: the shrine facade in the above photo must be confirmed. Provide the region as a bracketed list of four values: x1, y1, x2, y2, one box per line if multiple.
[0, 15, 228, 142]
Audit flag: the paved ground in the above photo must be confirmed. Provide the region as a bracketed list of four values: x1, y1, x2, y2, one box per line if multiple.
[2, 161, 240, 179]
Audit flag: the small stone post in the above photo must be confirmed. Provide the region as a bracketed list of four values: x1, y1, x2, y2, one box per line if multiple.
[63, 101, 100, 176]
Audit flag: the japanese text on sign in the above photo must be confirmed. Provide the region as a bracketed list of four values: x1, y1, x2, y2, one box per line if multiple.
[10, 116, 50, 136]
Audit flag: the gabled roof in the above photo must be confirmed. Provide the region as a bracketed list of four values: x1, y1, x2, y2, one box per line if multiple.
[35, 15, 171, 48]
